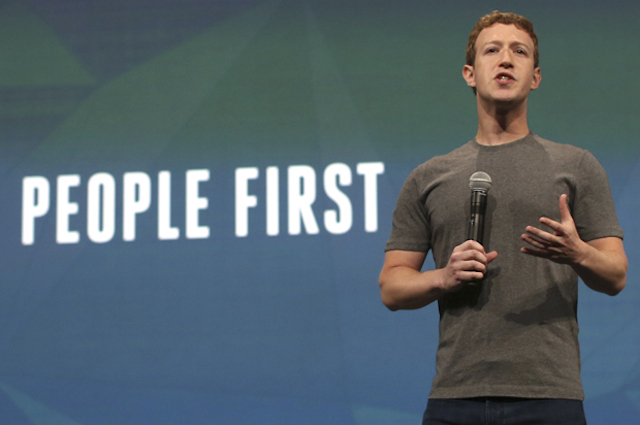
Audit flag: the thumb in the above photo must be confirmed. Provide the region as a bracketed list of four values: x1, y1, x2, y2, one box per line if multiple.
[486, 251, 498, 263]
[559, 194, 573, 223]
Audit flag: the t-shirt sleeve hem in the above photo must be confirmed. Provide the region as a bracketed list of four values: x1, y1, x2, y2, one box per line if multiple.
[579, 228, 624, 242]
[384, 241, 430, 252]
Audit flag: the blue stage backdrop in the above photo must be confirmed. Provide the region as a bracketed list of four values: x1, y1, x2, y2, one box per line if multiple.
[0, 0, 639, 423]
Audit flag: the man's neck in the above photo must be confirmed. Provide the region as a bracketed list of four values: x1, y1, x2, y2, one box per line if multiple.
[474, 97, 531, 146]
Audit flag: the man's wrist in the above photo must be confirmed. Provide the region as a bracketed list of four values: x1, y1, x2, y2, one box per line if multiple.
[435, 267, 461, 294]
[570, 240, 592, 269]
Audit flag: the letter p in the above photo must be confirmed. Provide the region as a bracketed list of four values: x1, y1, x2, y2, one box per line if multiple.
[22, 176, 50, 245]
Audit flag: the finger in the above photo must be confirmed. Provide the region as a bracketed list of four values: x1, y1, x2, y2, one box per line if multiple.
[457, 239, 485, 253]
[538, 217, 565, 235]
[521, 246, 568, 263]
[520, 246, 552, 259]
[455, 270, 485, 282]
[522, 233, 567, 257]
[521, 233, 550, 250]
[451, 248, 489, 264]
[486, 251, 498, 263]
[456, 260, 487, 273]
[559, 194, 573, 224]
[524, 226, 561, 245]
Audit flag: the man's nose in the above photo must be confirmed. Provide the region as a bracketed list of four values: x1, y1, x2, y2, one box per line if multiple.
[499, 50, 514, 68]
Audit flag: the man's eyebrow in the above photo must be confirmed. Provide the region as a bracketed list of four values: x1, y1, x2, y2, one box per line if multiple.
[482, 40, 532, 51]
[509, 41, 532, 50]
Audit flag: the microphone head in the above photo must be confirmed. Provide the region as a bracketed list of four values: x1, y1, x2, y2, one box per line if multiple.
[469, 171, 492, 192]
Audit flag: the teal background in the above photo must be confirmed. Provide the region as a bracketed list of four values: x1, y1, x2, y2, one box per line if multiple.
[0, 0, 639, 423]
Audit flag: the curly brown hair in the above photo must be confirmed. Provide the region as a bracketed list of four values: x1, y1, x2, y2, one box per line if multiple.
[466, 11, 539, 69]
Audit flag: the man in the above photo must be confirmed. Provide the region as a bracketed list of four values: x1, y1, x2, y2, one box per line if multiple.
[379, 11, 627, 425]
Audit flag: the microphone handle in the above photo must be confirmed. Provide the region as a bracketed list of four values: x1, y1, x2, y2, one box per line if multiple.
[467, 190, 487, 287]
[468, 190, 487, 244]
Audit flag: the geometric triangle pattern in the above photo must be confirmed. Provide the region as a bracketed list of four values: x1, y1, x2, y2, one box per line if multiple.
[0, 383, 83, 425]
[0, 1, 94, 87]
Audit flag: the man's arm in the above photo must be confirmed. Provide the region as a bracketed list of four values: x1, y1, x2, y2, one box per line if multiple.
[572, 237, 626, 295]
[379, 241, 498, 311]
[521, 194, 627, 295]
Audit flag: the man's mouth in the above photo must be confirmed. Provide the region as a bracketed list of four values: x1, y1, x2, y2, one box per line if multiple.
[496, 73, 515, 82]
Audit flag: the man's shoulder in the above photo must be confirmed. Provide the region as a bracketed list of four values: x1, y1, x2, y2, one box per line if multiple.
[410, 141, 477, 176]
[530, 134, 588, 158]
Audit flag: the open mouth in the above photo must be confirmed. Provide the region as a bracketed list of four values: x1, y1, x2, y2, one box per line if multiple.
[495, 73, 515, 82]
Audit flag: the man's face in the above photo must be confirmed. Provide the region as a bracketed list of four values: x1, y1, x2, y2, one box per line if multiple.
[463, 23, 541, 106]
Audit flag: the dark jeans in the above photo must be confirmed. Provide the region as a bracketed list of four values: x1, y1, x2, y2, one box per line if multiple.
[422, 398, 586, 425]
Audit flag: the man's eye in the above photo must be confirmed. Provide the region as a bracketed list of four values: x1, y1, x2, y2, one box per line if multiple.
[487, 48, 497, 53]
[516, 49, 526, 55]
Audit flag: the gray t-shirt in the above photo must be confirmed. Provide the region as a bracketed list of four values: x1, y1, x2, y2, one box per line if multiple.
[385, 133, 623, 400]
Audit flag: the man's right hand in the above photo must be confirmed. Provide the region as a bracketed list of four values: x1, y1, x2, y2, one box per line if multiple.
[379, 242, 497, 311]
[441, 240, 498, 292]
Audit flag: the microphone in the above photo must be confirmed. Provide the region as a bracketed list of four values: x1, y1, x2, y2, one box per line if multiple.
[467, 172, 492, 287]
[468, 171, 492, 246]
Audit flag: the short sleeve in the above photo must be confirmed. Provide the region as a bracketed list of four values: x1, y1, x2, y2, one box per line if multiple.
[384, 170, 431, 252]
[572, 150, 624, 241]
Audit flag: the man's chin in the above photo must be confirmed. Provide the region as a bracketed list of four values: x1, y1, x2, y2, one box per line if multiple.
[480, 93, 526, 110]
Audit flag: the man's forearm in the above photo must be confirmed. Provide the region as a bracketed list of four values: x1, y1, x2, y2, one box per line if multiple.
[380, 244, 497, 311]
[572, 239, 627, 296]
[379, 266, 447, 311]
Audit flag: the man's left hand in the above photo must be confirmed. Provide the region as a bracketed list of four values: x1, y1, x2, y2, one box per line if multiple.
[520, 194, 587, 265]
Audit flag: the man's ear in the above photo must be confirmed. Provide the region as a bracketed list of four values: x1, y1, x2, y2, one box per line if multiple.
[530, 67, 542, 90]
[462, 64, 476, 88]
